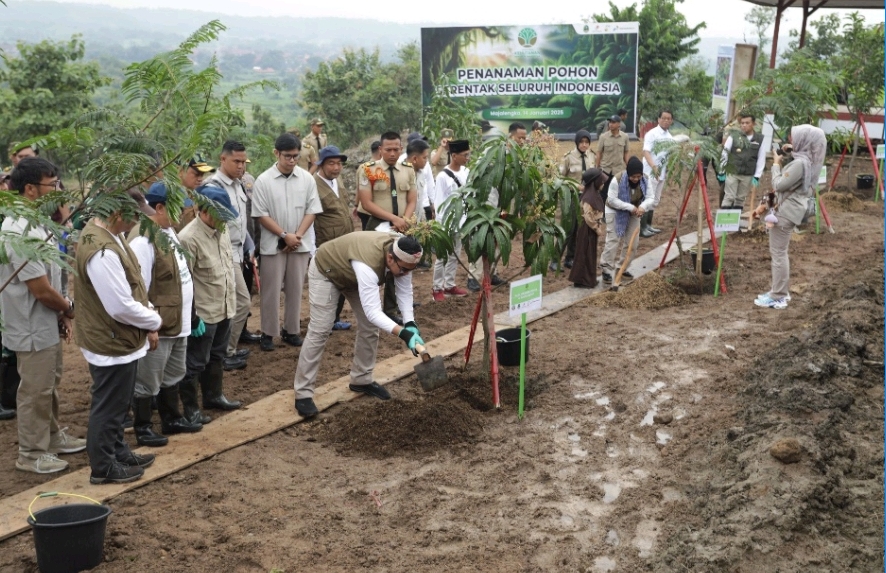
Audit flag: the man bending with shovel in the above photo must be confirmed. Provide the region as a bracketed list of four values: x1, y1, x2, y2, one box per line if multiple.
[293, 232, 425, 418]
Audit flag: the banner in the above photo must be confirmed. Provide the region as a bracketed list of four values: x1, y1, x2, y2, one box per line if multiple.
[712, 45, 736, 115]
[421, 23, 639, 137]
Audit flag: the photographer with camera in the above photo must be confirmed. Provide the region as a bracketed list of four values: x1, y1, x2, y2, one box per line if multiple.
[752, 125, 826, 310]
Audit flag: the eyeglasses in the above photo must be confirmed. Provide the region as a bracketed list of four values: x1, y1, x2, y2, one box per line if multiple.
[391, 257, 416, 276]
[279, 152, 300, 162]
[36, 180, 62, 190]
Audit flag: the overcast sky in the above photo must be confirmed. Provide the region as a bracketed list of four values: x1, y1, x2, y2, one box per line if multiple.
[42, 0, 882, 38]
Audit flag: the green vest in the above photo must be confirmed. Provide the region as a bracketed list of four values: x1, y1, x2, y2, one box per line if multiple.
[74, 219, 151, 356]
[313, 232, 393, 291]
[727, 131, 764, 176]
[313, 174, 355, 248]
[127, 224, 183, 338]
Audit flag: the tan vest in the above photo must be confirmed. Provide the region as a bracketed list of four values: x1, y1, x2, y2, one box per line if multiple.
[127, 223, 183, 338]
[74, 220, 150, 356]
[313, 174, 355, 248]
[313, 232, 393, 291]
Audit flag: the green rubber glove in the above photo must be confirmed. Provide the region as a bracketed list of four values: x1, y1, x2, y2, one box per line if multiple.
[397, 321, 424, 356]
[190, 317, 206, 338]
[751, 177, 760, 187]
[716, 173, 726, 183]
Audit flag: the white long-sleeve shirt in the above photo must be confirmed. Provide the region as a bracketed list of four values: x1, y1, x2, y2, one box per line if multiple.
[353, 261, 414, 333]
[80, 232, 163, 366]
[129, 228, 194, 338]
[604, 175, 655, 215]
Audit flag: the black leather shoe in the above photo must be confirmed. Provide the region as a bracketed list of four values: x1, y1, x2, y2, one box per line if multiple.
[231, 348, 250, 359]
[281, 330, 303, 347]
[564, 258, 574, 269]
[161, 416, 202, 435]
[239, 331, 262, 344]
[260, 334, 275, 352]
[602, 273, 613, 283]
[0, 405, 15, 420]
[467, 278, 481, 292]
[348, 382, 391, 401]
[491, 274, 507, 286]
[117, 452, 155, 469]
[295, 398, 319, 418]
[223, 356, 247, 371]
[622, 271, 635, 279]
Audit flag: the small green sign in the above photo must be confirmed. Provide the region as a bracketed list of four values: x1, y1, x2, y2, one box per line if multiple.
[877, 144, 885, 160]
[510, 274, 543, 317]
[818, 166, 827, 185]
[714, 209, 742, 233]
[482, 108, 573, 121]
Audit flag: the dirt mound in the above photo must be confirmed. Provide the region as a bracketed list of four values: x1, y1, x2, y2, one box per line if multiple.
[590, 271, 691, 310]
[655, 260, 885, 572]
[315, 391, 485, 458]
[821, 191, 866, 212]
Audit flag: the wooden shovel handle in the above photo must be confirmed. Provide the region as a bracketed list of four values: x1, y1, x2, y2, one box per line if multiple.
[614, 225, 642, 284]
[415, 343, 431, 362]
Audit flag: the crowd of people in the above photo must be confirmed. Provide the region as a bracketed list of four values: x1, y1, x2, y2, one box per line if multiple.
[0, 112, 826, 483]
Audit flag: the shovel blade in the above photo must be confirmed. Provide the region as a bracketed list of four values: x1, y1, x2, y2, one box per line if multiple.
[415, 355, 448, 391]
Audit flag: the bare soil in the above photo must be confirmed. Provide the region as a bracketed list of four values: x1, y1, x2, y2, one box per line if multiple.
[0, 155, 883, 573]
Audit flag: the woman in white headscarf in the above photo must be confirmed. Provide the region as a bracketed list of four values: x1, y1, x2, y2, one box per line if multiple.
[752, 124, 826, 309]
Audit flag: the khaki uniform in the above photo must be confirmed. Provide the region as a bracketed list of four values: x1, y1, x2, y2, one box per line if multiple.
[430, 146, 449, 177]
[297, 143, 319, 173]
[303, 132, 327, 152]
[597, 131, 630, 174]
[560, 148, 595, 181]
[356, 159, 417, 229]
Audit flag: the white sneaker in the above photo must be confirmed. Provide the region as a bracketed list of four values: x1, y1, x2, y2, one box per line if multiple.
[756, 292, 791, 303]
[49, 427, 87, 454]
[754, 294, 788, 309]
[16, 453, 68, 474]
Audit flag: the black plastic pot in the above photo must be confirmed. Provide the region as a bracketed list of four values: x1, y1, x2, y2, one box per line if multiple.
[857, 174, 875, 190]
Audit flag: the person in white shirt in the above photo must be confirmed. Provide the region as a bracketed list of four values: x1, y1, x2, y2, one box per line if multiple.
[641, 109, 675, 237]
[402, 132, 436, 224]
[600, 157, 653, 282]
[431, 139, 471, 302]
[292, 233, 425, 417]
[74, 189, 163, 484]
[128, 182, 203, 447]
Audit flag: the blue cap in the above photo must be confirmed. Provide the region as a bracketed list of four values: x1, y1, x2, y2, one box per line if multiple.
[316, 145, 348, 166]
[145, 182, 193, 207]
[194, 185, 238, 221]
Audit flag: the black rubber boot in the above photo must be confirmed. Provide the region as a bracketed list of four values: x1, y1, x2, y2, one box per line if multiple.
[0, 350, 21, 410]
[179, 375, 212, 425]
[0, 404, 14, 421]
[200, 361, 242, 411]
[133, 396, 168, 447]
[640, 211, 655, 238]
[646, 210, 661, 234]
[158, 384, 203, 434]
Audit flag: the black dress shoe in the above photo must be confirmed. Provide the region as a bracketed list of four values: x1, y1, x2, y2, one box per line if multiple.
[602, 273, 613, 283]
[563, 258, 574, 269]
[622, 271, 635, 279]
[231, 348, 251, 359]
[491, 274, 507, 286]
[239, 331, 262, 344]
[0, 405, 15, 420]
[223, 356, 247, 371]
[260, 334, 275, 352]
[348, 382, 391, 400]
[295, 398, 319, 418]
[281, 329, 303, 347]
[467, 278, 481, 292]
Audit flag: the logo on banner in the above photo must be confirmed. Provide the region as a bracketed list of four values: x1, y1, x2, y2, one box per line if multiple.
[517, 28, 537, 47]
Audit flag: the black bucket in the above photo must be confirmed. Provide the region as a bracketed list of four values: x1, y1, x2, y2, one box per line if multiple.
[857, 174, 875, 189]
[495, 328, 531, 367]
[689, 247, 716, 275]
[28, 503, 111, 573]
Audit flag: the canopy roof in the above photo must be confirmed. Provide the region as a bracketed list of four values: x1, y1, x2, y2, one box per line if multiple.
[744, 0, 883, 7]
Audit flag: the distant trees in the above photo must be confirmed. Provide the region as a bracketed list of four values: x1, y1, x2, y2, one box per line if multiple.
[299, 42, 421, 147]
[0, 35, 108, 165]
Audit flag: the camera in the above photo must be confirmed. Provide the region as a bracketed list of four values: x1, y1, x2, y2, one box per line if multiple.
[775, 144, 793, 156]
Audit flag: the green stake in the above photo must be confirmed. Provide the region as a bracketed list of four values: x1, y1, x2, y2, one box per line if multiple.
[713, 233, 727, 298]
[815, 185, 821, 234]
[518, 312, 527, 420]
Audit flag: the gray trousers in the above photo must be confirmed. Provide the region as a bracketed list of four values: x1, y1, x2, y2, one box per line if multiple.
[134, 337, 187, 398]
[723, 175, 754, 208]
[768, 216, 793, 299]
[294, 259, 380, 399]
[227, 265, 252, 355]
[600, 212, 641, 273]
[16, 344, 62, 460]
[433, 237, 462, 291]
[260, 251, 310, 337]
[86, 360, 138, 475]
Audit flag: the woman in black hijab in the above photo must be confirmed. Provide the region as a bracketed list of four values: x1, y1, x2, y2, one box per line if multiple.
[569, 168, 608, 288]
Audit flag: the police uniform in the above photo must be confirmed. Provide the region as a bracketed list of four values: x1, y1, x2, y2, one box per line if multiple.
[304, 132, 327, 152]
[356, 159, 417, 229]
[297, 143, 319, 173]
